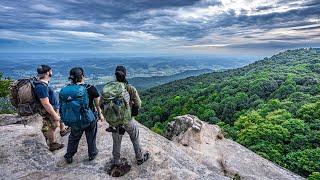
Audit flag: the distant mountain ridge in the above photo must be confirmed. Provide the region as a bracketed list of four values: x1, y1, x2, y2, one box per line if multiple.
[96, 69, 213, 90]
[127, 69, 213, 90]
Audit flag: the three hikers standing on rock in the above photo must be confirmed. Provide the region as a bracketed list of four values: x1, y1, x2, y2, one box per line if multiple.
[10, 64, 149, 171]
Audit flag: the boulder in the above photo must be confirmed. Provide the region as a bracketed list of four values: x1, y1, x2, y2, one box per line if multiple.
[165, 115, 203, 147]
[167, 114, 304, 180]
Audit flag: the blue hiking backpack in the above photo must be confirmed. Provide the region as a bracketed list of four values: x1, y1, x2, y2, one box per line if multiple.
[59, 84, 95, 128]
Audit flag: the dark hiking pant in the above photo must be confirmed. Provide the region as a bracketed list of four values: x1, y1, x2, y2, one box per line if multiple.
[112, 120, 143, 164]
[65, 120, 98, 158]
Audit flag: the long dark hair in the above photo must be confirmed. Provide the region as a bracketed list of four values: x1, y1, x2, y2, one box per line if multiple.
[115, 71, 128, 84]
[69, 67, 84, 84]
[115, 65, 128, 84]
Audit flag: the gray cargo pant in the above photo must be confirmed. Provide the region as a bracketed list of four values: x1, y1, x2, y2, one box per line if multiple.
[112, 120, 143, 164]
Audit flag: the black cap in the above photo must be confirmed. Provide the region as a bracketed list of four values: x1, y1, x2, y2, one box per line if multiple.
[115, 65, 126, 76]
[69, 67, 84, 80]
[37, 65, 51, 75]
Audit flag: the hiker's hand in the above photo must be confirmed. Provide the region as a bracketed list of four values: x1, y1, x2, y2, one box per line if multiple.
[53, 114, 61, 122]
[99, 113, 105, 122]
[54, 120, 60, 128]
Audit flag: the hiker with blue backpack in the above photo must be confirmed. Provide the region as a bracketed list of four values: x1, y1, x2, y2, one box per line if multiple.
[60, 67, 105, 164]
[102, 65, 149, 170]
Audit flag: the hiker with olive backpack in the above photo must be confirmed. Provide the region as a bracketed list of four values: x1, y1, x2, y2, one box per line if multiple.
[102, 65, 149, 169]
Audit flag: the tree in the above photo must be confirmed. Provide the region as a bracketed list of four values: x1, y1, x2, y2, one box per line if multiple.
[308, 172, 320, 180]
[272, 79, 297, 99]
[257, 99, 283, 117]
[0, 73, 14, 114]
[249, 78, 278, 98]
[0, 73, 11, 97]
[151, 122, 166, 135]
[285, 148, 320, 177]
[297, 101, 320, 122]
[235, 111, 263, 130]
[297, 101, 320, 130]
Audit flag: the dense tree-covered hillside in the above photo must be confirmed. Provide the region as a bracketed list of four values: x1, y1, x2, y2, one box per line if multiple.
[137, 48, 320, 178]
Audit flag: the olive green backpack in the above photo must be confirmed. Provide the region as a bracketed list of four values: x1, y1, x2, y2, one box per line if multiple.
[102, 81, 131, 127]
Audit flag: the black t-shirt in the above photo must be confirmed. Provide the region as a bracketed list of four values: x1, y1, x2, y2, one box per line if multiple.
[85, 85, 100, 111]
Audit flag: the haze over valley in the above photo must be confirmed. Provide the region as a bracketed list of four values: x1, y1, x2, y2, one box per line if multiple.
[0, 53, 255, 91]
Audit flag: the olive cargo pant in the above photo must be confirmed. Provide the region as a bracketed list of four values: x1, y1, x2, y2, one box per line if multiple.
[112, 120, 143, 164]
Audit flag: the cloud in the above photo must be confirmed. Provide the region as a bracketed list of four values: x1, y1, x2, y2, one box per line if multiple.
[30, 4, 59, 13]
[0, 4, 14, 11]
[47, 19, 93, 28]
[120, 31, 158, 40]
[179, 44, 230, 48]
[0, 0, 319, 54]
[56, 30, 107, 39]
[0, 30, 61, 42]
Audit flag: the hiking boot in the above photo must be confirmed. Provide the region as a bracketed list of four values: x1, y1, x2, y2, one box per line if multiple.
[64, 156, 73, 164]
[49, 142, 64, 151]
[89, 152, 98, 161]
[60, 127, 71, 137]
[106, 127, 117, 133]
[117, 126, 126, 135]
[106, 163, 116, 173]
[137, 152, 150, 165]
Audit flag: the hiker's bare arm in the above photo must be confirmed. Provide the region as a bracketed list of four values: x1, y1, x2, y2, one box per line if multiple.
[94, 97, 104, 121]
[39, 98, 60, 121]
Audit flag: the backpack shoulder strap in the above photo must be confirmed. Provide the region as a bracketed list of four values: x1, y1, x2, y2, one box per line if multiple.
[32, 79, 49, 103]
[33, 79, 48, 87]
[125, 84, 134, 102]
[85, 84, 92, 90]
[126, 84, 133, 93]
[78, 83, 92, 89]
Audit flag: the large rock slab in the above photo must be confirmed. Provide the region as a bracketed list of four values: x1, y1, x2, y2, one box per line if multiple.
[0, 119, 54, 179]
[0, 114, 227, 180]
[0, 114, 304, 180]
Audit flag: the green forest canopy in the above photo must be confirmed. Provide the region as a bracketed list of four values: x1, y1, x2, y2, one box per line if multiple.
[0, 73, 13, 114]
[137, 48, 320, 178]
[0, 73, 11, 97]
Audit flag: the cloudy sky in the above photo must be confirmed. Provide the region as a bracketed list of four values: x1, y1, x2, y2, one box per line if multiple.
[0, 0, 319, 56]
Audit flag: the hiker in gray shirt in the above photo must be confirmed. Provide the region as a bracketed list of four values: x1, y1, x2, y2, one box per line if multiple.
[102, 65, 149, 167]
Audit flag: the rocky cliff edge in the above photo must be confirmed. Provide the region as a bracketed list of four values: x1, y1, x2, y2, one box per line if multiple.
[0, 114, 303, 180]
